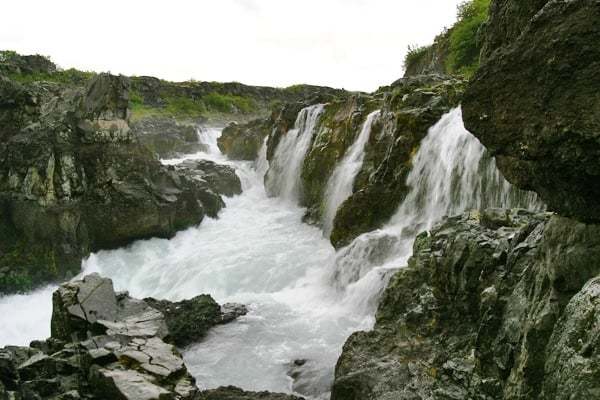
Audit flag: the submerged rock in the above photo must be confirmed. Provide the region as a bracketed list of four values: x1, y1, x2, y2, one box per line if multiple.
[463, 0, 600, 222]
[2, 274, 254, 400]
[331, 209, 600, 399]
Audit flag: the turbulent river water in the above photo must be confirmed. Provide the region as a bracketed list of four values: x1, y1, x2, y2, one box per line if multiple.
[0, 107, 543, 399]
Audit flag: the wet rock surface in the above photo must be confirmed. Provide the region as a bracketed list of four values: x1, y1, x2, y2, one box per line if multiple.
[462, 0, 600, 222]
[332, 209, 600, 399]
[0, 274, 266, 400]
[177, 160, 242, 200]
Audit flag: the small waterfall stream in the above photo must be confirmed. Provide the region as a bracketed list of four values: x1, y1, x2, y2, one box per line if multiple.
[0, 107, 543, 399]
[322, 110, 381, 236]
[266, 104, 325, 202]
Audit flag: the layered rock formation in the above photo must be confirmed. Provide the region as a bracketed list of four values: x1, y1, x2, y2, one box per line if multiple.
[0, 71, 239, 294]
[462, 0, 600, 222]
[0, 274, 297, 400]
[332, 209, 600, 399]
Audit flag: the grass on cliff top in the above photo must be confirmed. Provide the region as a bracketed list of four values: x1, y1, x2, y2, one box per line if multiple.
[6, 68, 97, 86]
[129, 90, 258, 121]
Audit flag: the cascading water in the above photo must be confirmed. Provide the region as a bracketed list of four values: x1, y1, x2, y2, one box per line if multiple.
[0, 106, 543, 400]
[322, 110, 380, 236]
[266, 104, 324, 202]
[330, 107, 544, 291]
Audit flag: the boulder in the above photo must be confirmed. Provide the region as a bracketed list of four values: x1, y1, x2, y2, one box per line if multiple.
[144, 296, 247, 347]
[462, 0, 600, 222]
[178, 160, 242, 199]
[218, 119, 271, 161]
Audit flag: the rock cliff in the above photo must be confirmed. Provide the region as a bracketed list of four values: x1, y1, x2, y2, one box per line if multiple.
[0, 71, 239, 294]
[332, 209, 600, 399]
[462, 0, 600, 222]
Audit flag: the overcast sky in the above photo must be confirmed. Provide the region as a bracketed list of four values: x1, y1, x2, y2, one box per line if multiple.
[2, 0, 462, 92]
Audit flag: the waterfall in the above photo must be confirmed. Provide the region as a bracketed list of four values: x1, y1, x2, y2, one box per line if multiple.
[322, 110, 380, 236]
[331, 107, 544, 305]
[265, 104, 324, 202]
[0, 106, 544, 400]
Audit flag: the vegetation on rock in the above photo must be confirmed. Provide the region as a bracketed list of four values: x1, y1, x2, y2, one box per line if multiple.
[403, 0, 490, 78]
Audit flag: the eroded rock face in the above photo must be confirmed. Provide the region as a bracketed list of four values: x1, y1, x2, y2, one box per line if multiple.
[1, 274, 254, 400]
[462, 0, 600, 222]
[332, 209, 600, 399]
[0, 72, 231, 294]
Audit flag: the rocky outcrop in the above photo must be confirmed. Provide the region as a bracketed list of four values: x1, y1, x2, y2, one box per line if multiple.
[178, 160, 242, 199]
[132, 117, 206, 159]
[144, 296, 247, 347]
[0, 72, 231, 294]
[462, 0, 600, 222]
[332, 209, 600, 399]
[403, 31, 451, 77]
[0, 274, 299, 400]
[218, 119, 272, 161]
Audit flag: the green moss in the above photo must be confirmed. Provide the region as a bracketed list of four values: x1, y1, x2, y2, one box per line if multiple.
[446, 0, 491, 76]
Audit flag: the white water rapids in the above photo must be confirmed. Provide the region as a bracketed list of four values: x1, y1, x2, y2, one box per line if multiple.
[0, 107, 542, 399]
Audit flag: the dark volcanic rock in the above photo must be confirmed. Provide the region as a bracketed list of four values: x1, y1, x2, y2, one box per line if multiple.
[132, 117, 206, 159]
[462, 0, 600, 222]
[178, 159, 243, 199]
[144, 296, 247, 347]
[0, 72, 230, 294]
[332, 209, 600, 400]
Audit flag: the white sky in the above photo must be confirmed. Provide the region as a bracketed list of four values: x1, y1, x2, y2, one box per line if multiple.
[2, 0, 462, 92]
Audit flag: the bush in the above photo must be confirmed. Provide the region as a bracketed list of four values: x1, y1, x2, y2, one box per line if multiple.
[446, 0, 490, 76]
[403, 44, 431, 72]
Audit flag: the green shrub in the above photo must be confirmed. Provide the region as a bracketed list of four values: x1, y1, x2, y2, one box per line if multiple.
[446, 0, 490, 76]
[404, 44, 431, 72]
